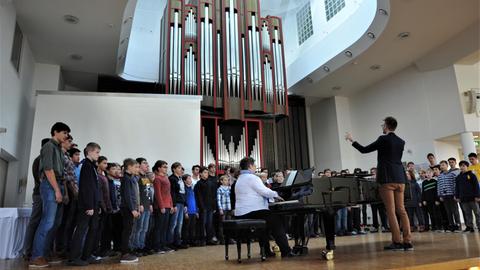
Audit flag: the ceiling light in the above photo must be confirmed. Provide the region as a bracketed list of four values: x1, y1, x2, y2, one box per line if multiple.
[323, 66, 330, 72]
[398, 32, 410, 39]
[332, 86, 342, 91]
[367, 32, 375, 39]
[306, 77, 313, 83]
[370, 64, 381, 70]
[63, 15, 79, 24]
[344, 50, 353, 57]
[70, 54, 83, 61]
[378, 9, 388, 16]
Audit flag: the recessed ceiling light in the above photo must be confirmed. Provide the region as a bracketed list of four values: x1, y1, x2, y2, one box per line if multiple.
[370, 64, 381, 70]
[352, 61, 359, 65]
[378, 9, 388, 16]
[367, 32, 375, 39]
[398, 32, 410, 39]
[323, 66, 330, 72]
[70, 54, 83, 61]
[344, 50, 353, 57]
[63, 15, 79, 24]
[332, 86, 342, 91]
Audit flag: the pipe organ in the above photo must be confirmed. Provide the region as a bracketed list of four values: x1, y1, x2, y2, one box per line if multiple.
[160, 0, 289, 170]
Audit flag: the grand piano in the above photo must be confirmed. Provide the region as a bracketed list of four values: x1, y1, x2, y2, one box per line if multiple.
[268, 170, 405, 259]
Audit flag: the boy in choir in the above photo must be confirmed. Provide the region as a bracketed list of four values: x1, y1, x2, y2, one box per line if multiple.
[107, 163, 123, 253]
[217, 175, 233, 244]
[195, 167, 217, 245]
[182, 174, 199, 246]
[455, 160, 480, 232]
[448, 158, 460, 176]
[168, 162, 188, 249]
[67, 143, 102, 266]
[405, 171, 424, 232]
[133, 158, 153, 255]
[29, 123, 71, 268]
[422, 169, 442, 232]
[437, 160, 461, 232]
[191, 165, 201, 186]
[152, 160, 174, 254]
[270, 171, 285, 189]
[96, 156, 113, 257]
[119, 159, 141, 263]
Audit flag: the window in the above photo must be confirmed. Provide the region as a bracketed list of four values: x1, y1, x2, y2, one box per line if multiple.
[11, 22, 23, 73]
[325, 0, 346, 21]
[296, 1, 314, 45]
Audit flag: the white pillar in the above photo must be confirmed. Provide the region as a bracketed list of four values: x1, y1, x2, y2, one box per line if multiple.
[460, 132, 477, 160]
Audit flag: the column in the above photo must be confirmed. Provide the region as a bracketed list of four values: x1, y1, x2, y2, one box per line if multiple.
[460, 132, 477, 160]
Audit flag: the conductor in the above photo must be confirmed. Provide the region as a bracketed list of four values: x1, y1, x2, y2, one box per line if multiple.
[346, 116, 413, 251]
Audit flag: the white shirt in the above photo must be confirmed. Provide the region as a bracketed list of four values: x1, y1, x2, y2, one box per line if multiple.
[192, 175, 200, 187]
[235, 171, 278, 216]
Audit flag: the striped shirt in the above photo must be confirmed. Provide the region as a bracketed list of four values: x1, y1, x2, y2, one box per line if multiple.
[437, 171, 456, 197]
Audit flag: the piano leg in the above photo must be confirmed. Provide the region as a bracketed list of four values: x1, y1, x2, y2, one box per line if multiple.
[236, 240, 242, 263]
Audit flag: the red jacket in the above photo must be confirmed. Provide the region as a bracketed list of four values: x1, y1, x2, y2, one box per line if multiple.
[154, 175, 173, 209]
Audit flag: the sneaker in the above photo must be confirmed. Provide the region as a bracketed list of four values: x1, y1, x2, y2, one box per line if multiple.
[370, 228, 379, 233]
[463, 227, 473, 233]
[29, 257, 50, 268]
[403, 243, 414, 251]
[86, 255, 102, 264]
[163, 247, 175, 253]
[155, 249, 165, 254]
[120, 253, 139, 264]
[384, 243, 404, 251]
[47, 255, 64, 264]
[66, 259, 89, 266]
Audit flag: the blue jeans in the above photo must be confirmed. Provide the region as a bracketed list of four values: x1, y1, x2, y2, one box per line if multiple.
[134, 210, 151, 249]
[167, 203, 184, 245]
[32, 180, 61, 259]
[336, 208, 348, 234]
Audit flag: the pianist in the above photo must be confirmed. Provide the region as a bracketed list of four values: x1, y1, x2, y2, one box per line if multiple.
[235, 157, 296, 258]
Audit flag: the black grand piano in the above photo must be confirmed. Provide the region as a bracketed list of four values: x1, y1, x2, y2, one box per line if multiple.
[268, 170, 404, 259]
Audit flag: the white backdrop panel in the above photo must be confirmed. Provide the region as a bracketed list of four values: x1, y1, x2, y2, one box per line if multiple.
[25, 91, 202, 205]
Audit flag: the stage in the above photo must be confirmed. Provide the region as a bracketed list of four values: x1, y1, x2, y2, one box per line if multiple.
[2, 231, 479, 270]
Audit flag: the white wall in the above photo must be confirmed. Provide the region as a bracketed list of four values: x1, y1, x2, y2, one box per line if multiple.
[309, 64, 469, 172]
[0, 2, 36, 206]
[309, 97, 343, 171]
[32, 63, 61, 91]
[349, 65, 465, 170]
[25, 92, 202, 204]
[454, 62, 480, 132]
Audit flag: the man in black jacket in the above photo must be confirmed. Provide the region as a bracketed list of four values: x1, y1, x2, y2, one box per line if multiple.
[346, 116, 412, 251]
[68, 142, 102, 266]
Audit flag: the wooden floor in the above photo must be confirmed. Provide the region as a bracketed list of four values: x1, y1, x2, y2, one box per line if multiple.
[3, 231, 480, 270]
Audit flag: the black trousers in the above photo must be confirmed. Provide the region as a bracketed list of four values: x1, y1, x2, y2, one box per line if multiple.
[217, 210, 233, 242]
[69, 209, 99, 261]
[319, 209, 336, 250]
[347, 207, 361, 232]
[371, 203, 388, 229]
[97, 212, 113, 255]
[153, 209, 170, 250]
[425, 202, 442, 230]
[111, 212, 123, 251]
[236, 210, 291, 256]
[121, 208, 135, 255]
[182, 213, 197, 244]
[23, 194, 43, 257]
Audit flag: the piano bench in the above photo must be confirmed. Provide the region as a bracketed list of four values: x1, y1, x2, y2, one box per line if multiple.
[222, 219, 267, 263]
